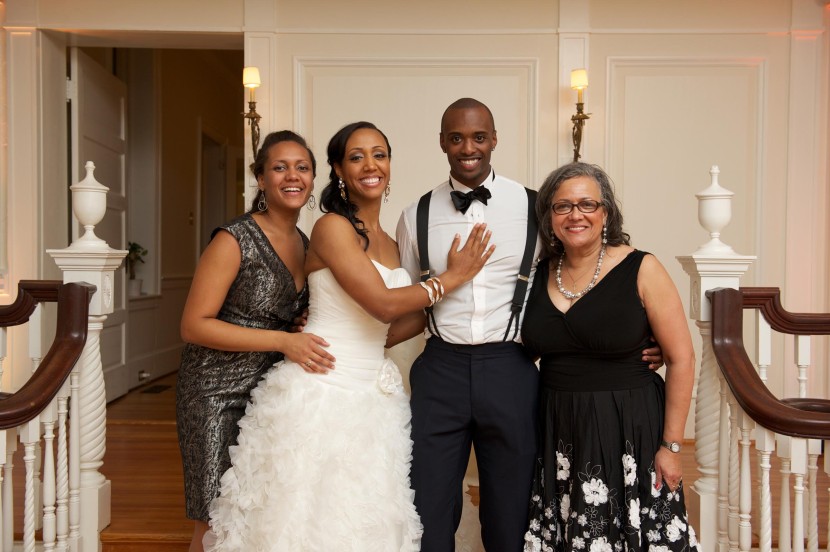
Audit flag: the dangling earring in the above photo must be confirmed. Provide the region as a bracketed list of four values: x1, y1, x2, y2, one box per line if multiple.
[257, 192, 267, 212]
[339, 178, 347, 201]
[602, 225, 608, 245]
[384, 182, 391, 203]
[306, 194, 316, 211]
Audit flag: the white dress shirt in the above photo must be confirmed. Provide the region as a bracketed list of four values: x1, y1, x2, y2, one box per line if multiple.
[396, 171, 542, 345]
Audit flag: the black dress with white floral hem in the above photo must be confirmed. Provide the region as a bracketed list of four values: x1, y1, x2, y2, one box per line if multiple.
[521, 251, 698, 552]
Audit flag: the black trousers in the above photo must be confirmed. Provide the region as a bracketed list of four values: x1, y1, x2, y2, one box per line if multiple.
[410, 338, 539, 552]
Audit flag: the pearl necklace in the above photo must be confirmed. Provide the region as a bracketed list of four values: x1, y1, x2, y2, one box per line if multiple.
[556, 245, 606, 300]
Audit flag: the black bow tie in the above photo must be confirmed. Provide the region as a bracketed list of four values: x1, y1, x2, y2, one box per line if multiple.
[450, 185, 492, 214]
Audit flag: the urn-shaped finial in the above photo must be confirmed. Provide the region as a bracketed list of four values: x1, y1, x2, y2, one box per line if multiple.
[694, 165, 736, 255]
[69, 161, 110, 250]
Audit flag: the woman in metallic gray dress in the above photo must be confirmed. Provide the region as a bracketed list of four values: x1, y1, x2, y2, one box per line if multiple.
[176, 131, 336, 552]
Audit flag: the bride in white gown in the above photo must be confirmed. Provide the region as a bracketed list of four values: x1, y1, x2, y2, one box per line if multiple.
[205, 122, 493, 552]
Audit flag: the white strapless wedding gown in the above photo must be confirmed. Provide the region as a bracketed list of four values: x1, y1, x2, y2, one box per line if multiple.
[204, 262, 422, 551]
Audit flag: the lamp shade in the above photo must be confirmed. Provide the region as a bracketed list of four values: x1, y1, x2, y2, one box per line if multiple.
[570, 68, 589, 90]
[243, 67, 261, 88]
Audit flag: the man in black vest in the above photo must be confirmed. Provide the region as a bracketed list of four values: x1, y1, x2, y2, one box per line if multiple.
[396, 98, 661, 551]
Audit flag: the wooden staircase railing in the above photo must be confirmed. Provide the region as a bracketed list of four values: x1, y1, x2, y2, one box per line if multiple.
[0, 281, 95, 427]
[708, 286, 830, 552]
[0, 279, 95, 551]
[710, 287, 830, 439]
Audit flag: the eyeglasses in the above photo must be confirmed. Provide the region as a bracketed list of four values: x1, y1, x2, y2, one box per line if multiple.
[550, 199, 602, 215]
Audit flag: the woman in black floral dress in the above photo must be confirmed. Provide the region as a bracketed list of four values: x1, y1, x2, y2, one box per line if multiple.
[521, 163, 698, 552]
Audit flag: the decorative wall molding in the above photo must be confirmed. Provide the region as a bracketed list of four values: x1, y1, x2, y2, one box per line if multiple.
[267, 27, 802, 36]
[605, 55, 767, 273]
[293, 56, 540, 188]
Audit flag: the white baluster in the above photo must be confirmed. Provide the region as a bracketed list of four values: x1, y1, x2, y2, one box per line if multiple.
[718, 372, 731, 552]
[737, 410, 754, 551]
[795, 335, 810, 399]
[806, 440, 819, 552]
[756, 427, 775, 552]
[21, 418, 40, 552]
[0, 429, 5, 551]
[3, 432, 17, 552]
[40, 394, 60, 552]
[780, 435, 794, 552]
[42, 413, 57, 551]
[28, 305, 44, 536]
[68, 370, 81, 549]
[791, 438, 807, 552]
[728, 391, 740, 552]
[55, 388, 69, 552]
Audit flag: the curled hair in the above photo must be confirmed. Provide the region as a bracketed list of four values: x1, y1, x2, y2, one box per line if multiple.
[320, 121, 392, 250]
[536, 162, 630, 258]
[248, 130, 317, 213]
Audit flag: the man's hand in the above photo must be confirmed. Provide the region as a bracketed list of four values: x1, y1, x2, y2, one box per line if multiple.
[291, 309, 309, 333]
[643, 336, 663, 371]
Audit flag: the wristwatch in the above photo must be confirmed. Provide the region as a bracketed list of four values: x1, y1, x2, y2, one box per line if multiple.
[661, 440, 681, 453]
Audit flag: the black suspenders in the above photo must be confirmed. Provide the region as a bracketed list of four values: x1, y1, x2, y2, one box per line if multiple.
[415, 186, 538, 342]
[504, 187, 538, 341]
[416, 192, 442, 338]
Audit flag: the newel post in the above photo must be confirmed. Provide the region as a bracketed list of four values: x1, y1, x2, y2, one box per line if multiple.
[46, 162, 126, 552]
[676, 165, 755, 552]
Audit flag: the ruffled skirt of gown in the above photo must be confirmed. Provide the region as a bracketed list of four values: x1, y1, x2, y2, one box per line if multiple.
[204, 361, 422, 551]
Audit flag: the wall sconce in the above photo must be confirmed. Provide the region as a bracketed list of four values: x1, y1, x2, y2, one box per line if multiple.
[570, 68, 591, 162]
[242, 66, 262, 159]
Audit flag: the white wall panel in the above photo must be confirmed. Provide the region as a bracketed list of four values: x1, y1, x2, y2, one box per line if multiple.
[295, 58, 539, 235]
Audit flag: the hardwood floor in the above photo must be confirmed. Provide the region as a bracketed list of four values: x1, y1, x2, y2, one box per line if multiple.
[18, 372, 821, 551]
[101, 373, 191, 551]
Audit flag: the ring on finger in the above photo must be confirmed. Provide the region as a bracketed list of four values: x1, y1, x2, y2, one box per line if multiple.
[305, 361, 312, 367]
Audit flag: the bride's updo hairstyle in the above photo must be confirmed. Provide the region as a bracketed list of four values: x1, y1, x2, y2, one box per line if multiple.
[320, 121, 392, 251]
[248, 130, 317, 214]
[536, 162, 630, 259]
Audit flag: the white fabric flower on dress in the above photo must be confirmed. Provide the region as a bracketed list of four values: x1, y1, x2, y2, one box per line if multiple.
[572, 536, 586, 550]
[589, 536, 612, 552]
[622, 454, 637, 486]
[629, 498, 641, 529]
[582, 478, 609, 505]
[560, 493, 571, 521]
[377, 358, 403, 394]
[524, 532, 542, 552]
[557, 451, 571, 480]
[648, 546, 670, 552]
[665, 516, 687, 542]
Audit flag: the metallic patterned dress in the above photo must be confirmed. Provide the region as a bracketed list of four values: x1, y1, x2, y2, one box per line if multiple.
[176, 213, 309, 522]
